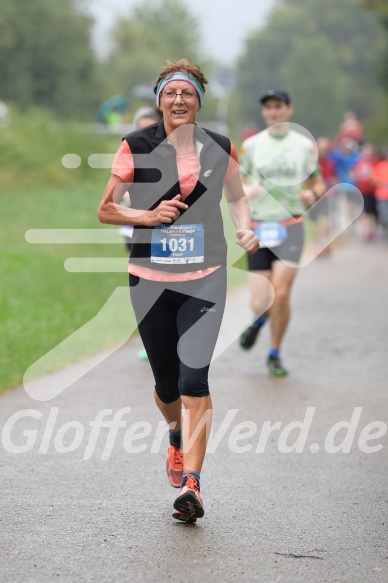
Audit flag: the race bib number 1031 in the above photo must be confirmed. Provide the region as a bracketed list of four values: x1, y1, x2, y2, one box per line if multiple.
[151, 224, 205, 264]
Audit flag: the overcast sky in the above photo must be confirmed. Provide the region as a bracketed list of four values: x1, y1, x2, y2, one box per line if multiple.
[88, 0, 275, 62]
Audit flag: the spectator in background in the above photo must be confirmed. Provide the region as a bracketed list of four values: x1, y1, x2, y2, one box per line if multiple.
[354, 143, 379, 242]
[119, 105, 162, 362]
[372, 149, 388, 234]
[132, 105, 162, 129]
[0, 100, 10, 126]
[120, 106, 163, 255]
[308, 137, 337, 257]
[338, 111, 364, 146]
[105, 106, 124, 127]
[330, 137, 360, 185]
[240, 126, 259, 142]
[330, 137, 360, 230]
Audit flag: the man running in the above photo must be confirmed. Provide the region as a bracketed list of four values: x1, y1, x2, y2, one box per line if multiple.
[239, 89, 325, 376]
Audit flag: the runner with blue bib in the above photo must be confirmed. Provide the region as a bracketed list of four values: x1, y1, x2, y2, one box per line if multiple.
[239, 89, 326, 376]
[98, 59, 259, 522]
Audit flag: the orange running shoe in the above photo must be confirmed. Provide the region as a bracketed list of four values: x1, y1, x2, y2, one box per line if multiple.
[172, 471, 204, 521]
[166, 445, 183, 488]
[172, 509, 197, 523]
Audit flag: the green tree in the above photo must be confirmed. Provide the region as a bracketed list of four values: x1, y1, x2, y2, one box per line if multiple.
[230, 0, 384, 137]
[285, 0, 384, 117]
[363, 0, 388, 15]
[103, 0, 219, 121]
[229, 6, 319, 133]
[362, 0, 388, 141]
[281, 37, 346, 136]
[363, 0, 388, 89]
[0, 0, 103, 118]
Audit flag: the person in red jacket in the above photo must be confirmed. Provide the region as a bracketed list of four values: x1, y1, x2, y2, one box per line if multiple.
[372, 149, 388, 233]
[354, 143, 379, 241]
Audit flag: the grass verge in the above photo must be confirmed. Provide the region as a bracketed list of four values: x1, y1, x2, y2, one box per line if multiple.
[1, 177, 249, 393]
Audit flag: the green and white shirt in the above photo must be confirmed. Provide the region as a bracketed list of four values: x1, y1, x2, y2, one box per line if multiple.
[240, 128, 320, 221]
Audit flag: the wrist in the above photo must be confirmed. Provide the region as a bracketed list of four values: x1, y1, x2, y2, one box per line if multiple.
[143, 210, 154, 227]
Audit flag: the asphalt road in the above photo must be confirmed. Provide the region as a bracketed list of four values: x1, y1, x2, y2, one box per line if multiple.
[1, 239, 388, 583]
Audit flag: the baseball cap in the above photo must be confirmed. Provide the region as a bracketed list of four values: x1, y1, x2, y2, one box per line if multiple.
[259, 89, 291, 105]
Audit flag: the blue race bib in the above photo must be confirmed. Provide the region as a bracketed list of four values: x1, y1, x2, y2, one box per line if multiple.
[151, 224, 204, 264]
[254, 222, 287, 248]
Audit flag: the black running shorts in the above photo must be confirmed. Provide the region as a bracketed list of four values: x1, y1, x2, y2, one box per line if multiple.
[247, 222, 304, 271]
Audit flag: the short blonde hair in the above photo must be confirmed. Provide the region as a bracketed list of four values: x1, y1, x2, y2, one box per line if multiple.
[153, 58, 208, 95]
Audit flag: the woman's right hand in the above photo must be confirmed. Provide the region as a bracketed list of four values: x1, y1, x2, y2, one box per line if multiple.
[146, 194, 188, 226]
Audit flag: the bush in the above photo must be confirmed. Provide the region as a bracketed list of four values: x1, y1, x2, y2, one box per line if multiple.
[0, 105, 118, 193]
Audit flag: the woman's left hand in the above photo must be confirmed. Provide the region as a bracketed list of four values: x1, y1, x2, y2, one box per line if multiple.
[236, 229, 260, 254]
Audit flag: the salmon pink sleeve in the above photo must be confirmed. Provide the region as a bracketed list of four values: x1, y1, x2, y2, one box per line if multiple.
[224, 142, 240, 181]
[111, 140, 135, 183]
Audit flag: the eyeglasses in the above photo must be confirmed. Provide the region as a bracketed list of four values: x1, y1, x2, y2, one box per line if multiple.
[161, 90, 197, 101]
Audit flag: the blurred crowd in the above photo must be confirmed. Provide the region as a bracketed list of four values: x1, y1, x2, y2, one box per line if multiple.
[311, 111, 388, 254]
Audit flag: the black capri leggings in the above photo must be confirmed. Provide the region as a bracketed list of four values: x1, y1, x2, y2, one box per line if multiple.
[129, 267, 227, 404]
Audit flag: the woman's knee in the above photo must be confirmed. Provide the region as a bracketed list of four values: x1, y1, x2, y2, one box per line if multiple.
[154, 383, 180, 405]
[179, 367, 210, 398]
